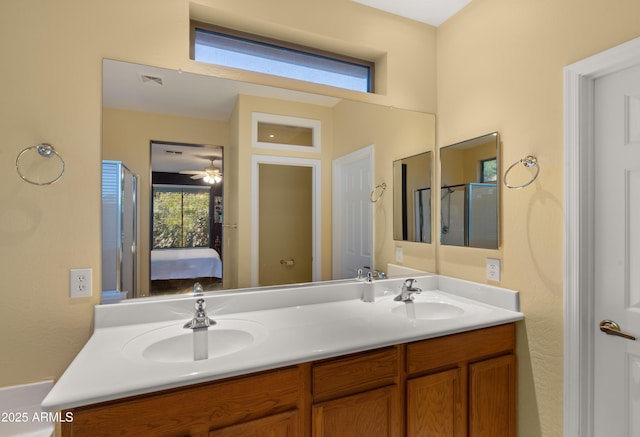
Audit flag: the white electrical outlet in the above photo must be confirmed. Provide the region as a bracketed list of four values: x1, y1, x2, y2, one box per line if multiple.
[395, 247, 404, 262]
[486, 258, 501, 282]
[70, 268, 92, 298]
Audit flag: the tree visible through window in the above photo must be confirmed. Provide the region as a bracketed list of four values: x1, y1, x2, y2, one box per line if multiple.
[481, 158, 498, 183]
[153, 186, 210, 249]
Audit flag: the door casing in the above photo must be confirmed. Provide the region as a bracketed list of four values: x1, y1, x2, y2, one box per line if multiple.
[564, 35, 640, 437]
[251, 155, 322, 287]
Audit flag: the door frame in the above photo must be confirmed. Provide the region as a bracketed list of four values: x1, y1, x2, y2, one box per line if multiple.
[250, 154, 322, 287]
[332, 145, 374, 280]
[564, 36, 640, 437]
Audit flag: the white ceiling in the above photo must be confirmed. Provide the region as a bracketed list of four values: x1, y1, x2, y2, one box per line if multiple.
[102, 60, 340, 122]
[151, 142, 223, 174]
[103, 59, 341, 173]
[352, 0, 472, 26]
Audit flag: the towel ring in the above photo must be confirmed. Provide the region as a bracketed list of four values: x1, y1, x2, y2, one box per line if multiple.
[16, 143, 65, 185]
[503, 155, 539, 189]
[370, 182, 387, 202]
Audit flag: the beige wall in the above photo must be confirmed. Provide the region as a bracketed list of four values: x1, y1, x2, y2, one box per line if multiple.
[441, 140, 496, 186]
[437, 0, 640, 436]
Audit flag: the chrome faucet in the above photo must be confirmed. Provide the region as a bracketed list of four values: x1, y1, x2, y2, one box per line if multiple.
[356, 266, 387, 281]
[371, 270, 387, 280]
[184, 298, 216, 330]
[184, 298, 216, 361]
[394, 279, 422, 302]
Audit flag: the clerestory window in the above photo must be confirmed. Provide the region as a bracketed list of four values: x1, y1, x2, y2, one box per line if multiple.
[191, 21, 374, 93]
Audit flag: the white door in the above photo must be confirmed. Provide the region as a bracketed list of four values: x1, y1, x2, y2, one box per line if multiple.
[594, 63, 640, 436]
[332, 146, 373, 280]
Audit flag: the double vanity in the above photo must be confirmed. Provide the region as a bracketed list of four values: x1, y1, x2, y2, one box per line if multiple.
[43, 274, 523, 436]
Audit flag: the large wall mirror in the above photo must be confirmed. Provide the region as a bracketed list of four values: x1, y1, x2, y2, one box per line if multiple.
[393, 152, 432, 243]
[440, 132, 499, 249]
[101, 59, 436, 300]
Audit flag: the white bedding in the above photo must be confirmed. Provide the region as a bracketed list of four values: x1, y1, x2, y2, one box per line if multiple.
[151, 248, 222, 280]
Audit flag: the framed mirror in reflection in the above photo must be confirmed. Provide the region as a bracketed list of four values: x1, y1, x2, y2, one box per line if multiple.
[101, 59, 436, 301]
[393, 152, 432, 243]
[440, 132, 499, 249]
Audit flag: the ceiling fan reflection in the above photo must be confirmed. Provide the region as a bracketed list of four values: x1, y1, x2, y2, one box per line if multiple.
[179, 159, 223, 184]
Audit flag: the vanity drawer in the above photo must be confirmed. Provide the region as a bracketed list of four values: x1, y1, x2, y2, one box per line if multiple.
[407, 323, 515, 376]
[312, 346, 400, 402]
[64, 366, 304, 437]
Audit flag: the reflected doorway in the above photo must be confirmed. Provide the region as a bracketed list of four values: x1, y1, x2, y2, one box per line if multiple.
[258, 164, 313, 286]
[251, 155, 322, 287]
[150, 142, 224, 295]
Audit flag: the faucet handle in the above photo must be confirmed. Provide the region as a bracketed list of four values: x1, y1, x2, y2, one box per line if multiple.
[184, 298, 216, 329]
[404, 278, 421, 292]
[195, 298, 206, 312]
[193, 282, 204, 296]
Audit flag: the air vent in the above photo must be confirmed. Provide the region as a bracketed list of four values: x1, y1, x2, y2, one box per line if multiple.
[165, 150, 182, 155]
[140, 74, 164, 86]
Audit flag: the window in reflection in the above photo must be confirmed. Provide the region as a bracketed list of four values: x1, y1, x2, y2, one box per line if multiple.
[152, 186, 211, 249]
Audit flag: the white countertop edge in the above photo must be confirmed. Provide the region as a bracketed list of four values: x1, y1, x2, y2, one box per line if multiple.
[43, 275, 523, 412]
[43, 314, 523, 412]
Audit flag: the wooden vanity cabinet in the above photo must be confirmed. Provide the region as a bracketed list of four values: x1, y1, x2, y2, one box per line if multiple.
[61, 366, 306, 437]
[311, 346, 402, 437]
[61, 323, 515, 437]
[406, 323, 516, 437]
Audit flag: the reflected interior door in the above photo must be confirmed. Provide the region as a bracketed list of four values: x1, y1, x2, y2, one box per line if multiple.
[332, 147, 373, 280]
[258, 164, 312, 286]
[594, 63, 640, 436]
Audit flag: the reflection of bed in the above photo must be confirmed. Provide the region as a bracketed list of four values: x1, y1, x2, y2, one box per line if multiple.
[151, 248, 222, 280]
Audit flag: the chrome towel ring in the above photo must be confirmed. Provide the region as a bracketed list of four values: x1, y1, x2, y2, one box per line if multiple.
[503, 155, 539, 189]
[16, 143, 65, 185]
[370, 182, 387, 202]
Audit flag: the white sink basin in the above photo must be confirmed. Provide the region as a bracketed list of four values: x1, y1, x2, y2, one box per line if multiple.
[391, 301, 465, 320]
[123, 319, 268, 363]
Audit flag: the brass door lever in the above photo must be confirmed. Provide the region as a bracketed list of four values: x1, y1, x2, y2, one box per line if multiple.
[599, 320, 637, 341]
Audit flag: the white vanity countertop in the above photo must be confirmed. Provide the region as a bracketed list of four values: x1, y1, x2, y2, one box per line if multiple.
[42, 275, 523, 411]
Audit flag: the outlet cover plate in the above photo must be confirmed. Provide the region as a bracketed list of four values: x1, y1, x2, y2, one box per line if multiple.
[486, 258, 501, 282]
[70, 268, 92, 298]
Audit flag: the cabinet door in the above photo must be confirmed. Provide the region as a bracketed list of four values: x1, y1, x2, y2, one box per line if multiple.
[312, 385, 400, 437]
[469, 354, 516, 437]
[407, 368, 465, 437]
[210, 410, 299, 437]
